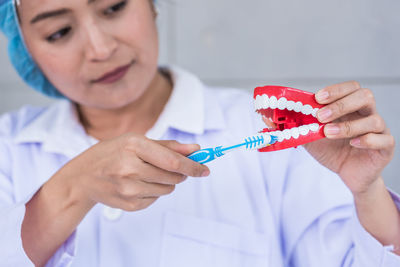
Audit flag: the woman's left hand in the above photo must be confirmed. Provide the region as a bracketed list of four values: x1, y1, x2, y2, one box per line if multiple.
[303, 81, 396, 195]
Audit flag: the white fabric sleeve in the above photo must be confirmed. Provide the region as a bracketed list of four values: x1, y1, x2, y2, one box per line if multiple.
[0, 141, 77, 267]
[350, 190, 400, 266]
[278, 147, 400, 267]
[288, 204, 400, 267]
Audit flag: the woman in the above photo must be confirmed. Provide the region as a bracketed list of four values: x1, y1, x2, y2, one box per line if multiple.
[0, 0, 399, 266]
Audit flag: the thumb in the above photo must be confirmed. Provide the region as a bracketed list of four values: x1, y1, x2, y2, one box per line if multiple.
[155, 140, 201, 156]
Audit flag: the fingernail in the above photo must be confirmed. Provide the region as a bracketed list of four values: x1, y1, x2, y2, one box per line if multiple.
[191, 144, 201, 150]
[350, 138, 361, 147]
[325, 124, 340, 136]
[318, 108, 332, 122]
[201, 170, 210, 177]
[316, 90, 329, 102]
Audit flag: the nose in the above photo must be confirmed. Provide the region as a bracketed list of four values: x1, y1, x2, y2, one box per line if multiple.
[84, 21, 117, 62]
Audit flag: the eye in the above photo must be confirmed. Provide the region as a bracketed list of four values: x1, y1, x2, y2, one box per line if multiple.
[104, 0, 127, 16]
[46, 27, 71, 43]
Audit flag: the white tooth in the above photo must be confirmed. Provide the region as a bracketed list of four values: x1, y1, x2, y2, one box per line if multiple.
[269, 96, 278, 109]
[299, 125, 310, 136]
[257, 95, 263, 109]
[256, 95, 262, 109]
[262, 94, 269, 109]
[276, 131, 284, 142]
[302, 104, 313, 115]
[277, 97, 287, 110]
[273, 131, 284, 142]
[287, 101, 295, 111]
[290, 127, 300, 139]
[283, 129, 291, 140]
[312, 108, 319, 118]
[254, 95, 260, 110]
[294, 101, 303, 113]
[309, 123, 319, 132]
[257, 95, 264, 110]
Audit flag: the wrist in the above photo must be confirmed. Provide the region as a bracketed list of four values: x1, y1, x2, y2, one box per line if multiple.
[353, 177, 386, 205]
[69, 178, 96, 212]
[54, 164, 96, 212]
[352, 176, 400, 250]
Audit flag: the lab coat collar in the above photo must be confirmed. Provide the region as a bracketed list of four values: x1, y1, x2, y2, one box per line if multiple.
[14, 100, 91, 158]
[147, 66, 225, 139]
[13, 66, 226, 157]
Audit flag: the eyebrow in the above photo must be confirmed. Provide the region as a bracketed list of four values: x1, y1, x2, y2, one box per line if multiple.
[30, 9, 70, 24]
[30, 0, 98, 24]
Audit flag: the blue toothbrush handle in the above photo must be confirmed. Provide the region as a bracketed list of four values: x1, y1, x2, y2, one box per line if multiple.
[187, 147, 223, 164]
[187, 133, 278, 165]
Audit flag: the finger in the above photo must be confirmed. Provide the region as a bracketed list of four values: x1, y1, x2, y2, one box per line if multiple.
[135, 139, 210, 177]
[118, 179, 176, 199]
[156, 140, 201, 156]
[324, 114, 386, 139]
[137, 181, 176, 198]
[350, 133, 396, 152]
[317, 88, 376, 123]
[262, 115, 277, 129]
[121, 197, 159, 212]
[316, 81, 361, 104]
[138, 161, 188, 185]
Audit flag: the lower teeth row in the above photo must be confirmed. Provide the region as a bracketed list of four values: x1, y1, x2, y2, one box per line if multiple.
[269, 123, 320, 142]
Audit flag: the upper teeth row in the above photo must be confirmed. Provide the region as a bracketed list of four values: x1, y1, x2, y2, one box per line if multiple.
[269, 123, 320, 142]
[255, 95, 319, 118]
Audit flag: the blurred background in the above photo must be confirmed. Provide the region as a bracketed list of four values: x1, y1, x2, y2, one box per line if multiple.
[0, 0, 399, 192]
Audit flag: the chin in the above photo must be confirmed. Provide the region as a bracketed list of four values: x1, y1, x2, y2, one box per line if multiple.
[88, 89, 146, 110]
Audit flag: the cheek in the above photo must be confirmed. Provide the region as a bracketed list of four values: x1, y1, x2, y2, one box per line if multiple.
[34, 46, 83, 91]
[21, 26, 82, 87]
[119, 8, 159, 63]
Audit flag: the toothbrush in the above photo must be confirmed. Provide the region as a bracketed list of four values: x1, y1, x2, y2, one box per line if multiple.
[187, 133, 278, 164]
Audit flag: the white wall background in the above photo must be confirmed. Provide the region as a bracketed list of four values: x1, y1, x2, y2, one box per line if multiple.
[1, 0, 399, 192]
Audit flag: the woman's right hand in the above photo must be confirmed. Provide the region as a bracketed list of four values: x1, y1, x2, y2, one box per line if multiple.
[62, 133, 210, 211]
[22, 134, 208, 266]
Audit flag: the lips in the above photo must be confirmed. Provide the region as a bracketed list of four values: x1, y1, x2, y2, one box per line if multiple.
[254, 85, 326, 152]
[93, 63, 132, 84]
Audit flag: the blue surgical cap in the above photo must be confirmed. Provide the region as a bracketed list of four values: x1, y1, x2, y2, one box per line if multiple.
[0, 0, 157, 99]
[0, 0, 65, 98]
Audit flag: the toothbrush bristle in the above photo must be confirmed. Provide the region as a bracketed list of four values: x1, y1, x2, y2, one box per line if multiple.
[270, 135, 278, 144]
[243, 134, 274, 150]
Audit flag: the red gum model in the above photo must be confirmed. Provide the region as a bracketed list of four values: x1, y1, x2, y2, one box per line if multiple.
[254, 85, 327, 152]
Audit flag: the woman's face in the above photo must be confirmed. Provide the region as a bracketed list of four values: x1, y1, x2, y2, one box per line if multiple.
[18, 0, 159, 109]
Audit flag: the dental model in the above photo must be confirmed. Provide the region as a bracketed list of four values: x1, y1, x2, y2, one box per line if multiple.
[254, 85, 326, 152]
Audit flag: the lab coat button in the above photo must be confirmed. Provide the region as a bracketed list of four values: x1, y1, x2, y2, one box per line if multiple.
[103, 206, 123, 221]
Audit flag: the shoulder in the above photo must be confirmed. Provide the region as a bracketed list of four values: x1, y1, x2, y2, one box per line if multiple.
[0, 105, 43, 178]
[0, 105, 47, 172]
[0, 105, 47, 139]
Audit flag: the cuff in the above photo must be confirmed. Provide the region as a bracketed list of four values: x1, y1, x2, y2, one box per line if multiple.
[0, 203, 34, 267]
[351, 188, 400, 267]
[45, 230, 77, 267]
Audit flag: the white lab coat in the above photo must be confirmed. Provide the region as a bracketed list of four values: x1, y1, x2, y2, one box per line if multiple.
[0, 66, 399, 267]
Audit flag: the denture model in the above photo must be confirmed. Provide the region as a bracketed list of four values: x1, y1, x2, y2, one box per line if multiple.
[254, 85, 326, 152]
